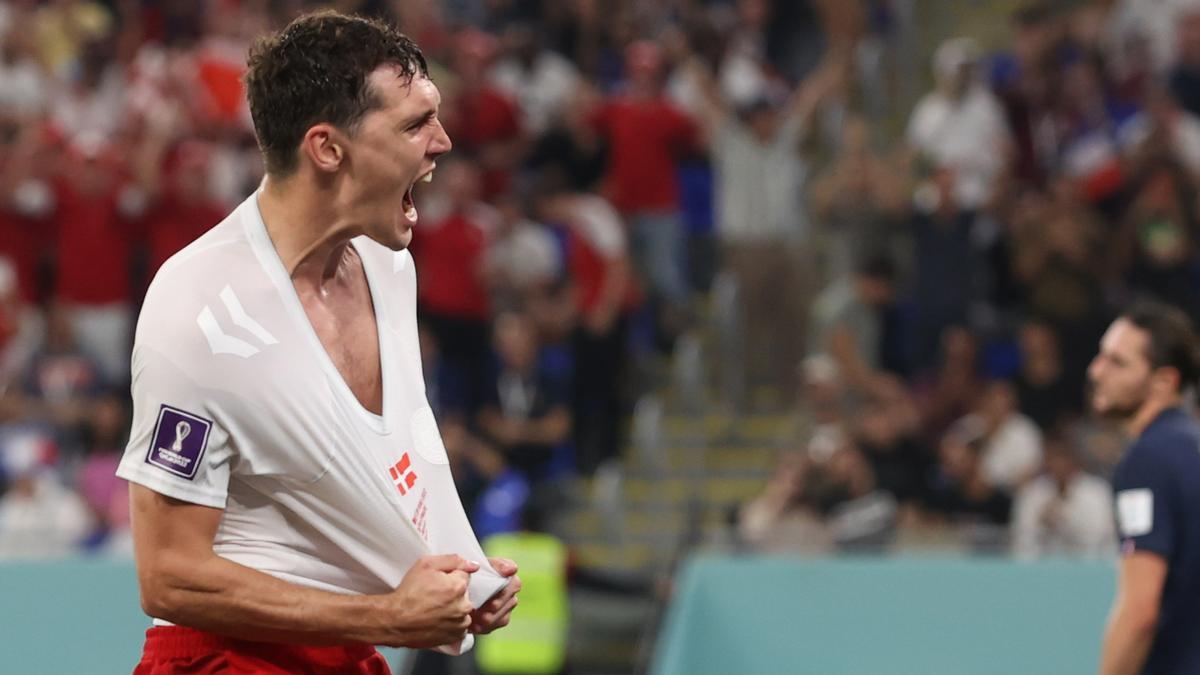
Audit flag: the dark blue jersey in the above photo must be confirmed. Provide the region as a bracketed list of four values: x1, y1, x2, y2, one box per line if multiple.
[1113, 407, 1200, 674]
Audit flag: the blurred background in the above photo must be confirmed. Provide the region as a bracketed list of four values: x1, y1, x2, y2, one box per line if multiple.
[2, 0, 1198, 672]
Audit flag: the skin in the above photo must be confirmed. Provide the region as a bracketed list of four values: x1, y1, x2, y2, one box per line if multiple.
[132, 65, 521, 649]
[1090, 318, 1178, 675]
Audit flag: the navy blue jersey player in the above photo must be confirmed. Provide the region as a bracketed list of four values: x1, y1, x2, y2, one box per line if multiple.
[1091, 301, 1200, 675]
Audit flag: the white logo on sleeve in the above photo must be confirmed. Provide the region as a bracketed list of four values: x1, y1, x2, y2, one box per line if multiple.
[1117, 489, 1154, 537]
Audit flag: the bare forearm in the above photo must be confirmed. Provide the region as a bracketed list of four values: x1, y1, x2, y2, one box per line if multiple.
[131, 486, 476, 649]
[143, 552, 395, 646]
[1100, 612, 1155, 675]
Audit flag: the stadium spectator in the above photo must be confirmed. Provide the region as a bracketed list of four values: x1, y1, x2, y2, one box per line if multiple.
[1008, 180, 1107, 374]
[807, 255, 898, 395]
[137, 139, 228, 279]
[1114, 161, 1200, 320]
[1053, 53, 1142, 208]
[49, 38, 126, 145]
[21, 302, 104, 432]
[822, 445, 899, 553]
[535, 190, 634, 475]
[484, 191, 562, 313]
[441, 418, 531, 543]
[907, 37, 1010, 211]
[1124, 86, 1200, 179]
[688, 53, 829, 399]
[1014, 318, 1082, 431]
[524, 81, 607, 193]
[988, 2, 1062, 188]
[809, 113, 908, 284]
[0, 121, 56, 305]
[0, 19, 48, 119]
[925, 421, 1013, 548]
[411, 158, 498, 414]
[32, 0, 114, 79]
[0, 257, 42, 394]
[441, 27, 524, 199]
[954, 380, 1044, 492]
[49, 134, 142, 383]
[76, 390, 130, 555]
[591, 40, 699, 344]
[791, 354, 851, 464]
[490, 22, 581, 137]
[907, 167, 983, 373]
[853, 378, 929, 508]
[737, 451, 834, 555]
[477, 310, 572, 480]
[1169, 8, 1200, 119]
[1011, 434, 1115, 559]
[913, 325, 983, 443]
[0, 426, 91, 559]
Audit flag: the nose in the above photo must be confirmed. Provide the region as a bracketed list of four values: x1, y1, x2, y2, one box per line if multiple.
[1087, 356, 1103, 383]
[429, 120, 452, 157]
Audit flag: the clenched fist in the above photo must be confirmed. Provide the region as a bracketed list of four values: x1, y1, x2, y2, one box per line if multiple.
[376, 554, 479, 648]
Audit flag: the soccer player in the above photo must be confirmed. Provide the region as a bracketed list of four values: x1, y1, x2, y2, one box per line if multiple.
[1091, 301, 1200, 675]
[117, 12, 520, 673]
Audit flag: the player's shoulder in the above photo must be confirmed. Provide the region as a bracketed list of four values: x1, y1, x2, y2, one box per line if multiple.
[137, 196, 273, 354]
[1137, 409, 1200, 456]
[1119, 410, 1200, 479]
[148, 197, 260, 299]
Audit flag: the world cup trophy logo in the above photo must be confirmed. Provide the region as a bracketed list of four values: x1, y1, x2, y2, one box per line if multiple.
[171, 421, 191, 452]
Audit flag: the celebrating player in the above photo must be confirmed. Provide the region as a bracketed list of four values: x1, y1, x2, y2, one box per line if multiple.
[118, 11, 520, 673]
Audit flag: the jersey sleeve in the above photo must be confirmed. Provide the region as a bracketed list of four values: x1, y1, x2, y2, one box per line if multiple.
[116, 341, 235, 508]
[1112, 444, 1177, 559]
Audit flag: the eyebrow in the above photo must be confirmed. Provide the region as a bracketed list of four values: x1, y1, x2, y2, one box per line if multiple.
[400, 109, 436, 130]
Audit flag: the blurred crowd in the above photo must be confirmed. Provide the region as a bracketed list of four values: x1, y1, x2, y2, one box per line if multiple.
[738, 0, 1200, 558]
[2, 0, 1199, 562]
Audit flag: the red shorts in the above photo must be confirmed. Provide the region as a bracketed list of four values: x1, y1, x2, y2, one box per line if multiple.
[132, 626, 392, 674]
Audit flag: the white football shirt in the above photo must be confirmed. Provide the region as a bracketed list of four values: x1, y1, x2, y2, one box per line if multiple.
[117, 191, 507, 637]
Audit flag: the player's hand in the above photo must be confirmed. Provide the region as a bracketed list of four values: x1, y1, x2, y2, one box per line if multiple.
[470, 557, 521, 634]
[383, 554, 479, 648]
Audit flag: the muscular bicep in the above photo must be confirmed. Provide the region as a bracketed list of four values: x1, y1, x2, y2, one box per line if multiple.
[130, 484, 224, 611]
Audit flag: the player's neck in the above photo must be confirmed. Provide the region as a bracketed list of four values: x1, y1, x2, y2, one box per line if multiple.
[258, 175, 359, 287]
[1127, 394, 1182, 438]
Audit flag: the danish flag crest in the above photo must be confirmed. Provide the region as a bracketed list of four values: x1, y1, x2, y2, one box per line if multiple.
[389, 453, 419, 496]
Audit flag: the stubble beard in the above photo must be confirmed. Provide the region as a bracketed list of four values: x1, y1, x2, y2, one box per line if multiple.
[1092, 382, 1151, 425]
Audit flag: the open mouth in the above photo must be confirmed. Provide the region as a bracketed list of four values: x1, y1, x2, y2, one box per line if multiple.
[403, 168, 435, 223]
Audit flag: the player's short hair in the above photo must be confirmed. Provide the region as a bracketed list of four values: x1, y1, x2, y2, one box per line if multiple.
[244, 11, 428, 176]
[1122, 300, 1200, 392]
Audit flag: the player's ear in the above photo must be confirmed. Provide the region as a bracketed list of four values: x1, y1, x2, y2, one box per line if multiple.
[301, 124, 344, 173]
[1152, 366, 1182, 396]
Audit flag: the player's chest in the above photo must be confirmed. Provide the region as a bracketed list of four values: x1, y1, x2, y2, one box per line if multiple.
[300, 288, 384, 416]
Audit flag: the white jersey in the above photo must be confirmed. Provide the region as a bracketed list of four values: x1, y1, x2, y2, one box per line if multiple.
[117, 191, 507, 629]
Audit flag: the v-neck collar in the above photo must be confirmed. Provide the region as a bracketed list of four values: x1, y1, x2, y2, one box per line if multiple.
[242, 191, 393, 435]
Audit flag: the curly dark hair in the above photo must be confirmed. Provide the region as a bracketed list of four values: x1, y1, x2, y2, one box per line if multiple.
[244, 11, 428, 176]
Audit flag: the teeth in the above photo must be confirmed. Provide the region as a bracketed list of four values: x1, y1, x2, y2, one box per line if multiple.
[405, 205, 418, 221]
[420, 170, 434, 183]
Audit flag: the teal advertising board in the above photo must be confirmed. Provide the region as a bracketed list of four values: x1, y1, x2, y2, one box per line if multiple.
[653, 556, 1117, 675]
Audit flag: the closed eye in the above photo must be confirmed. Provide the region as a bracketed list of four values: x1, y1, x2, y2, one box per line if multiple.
[404, 112, 436, 133]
